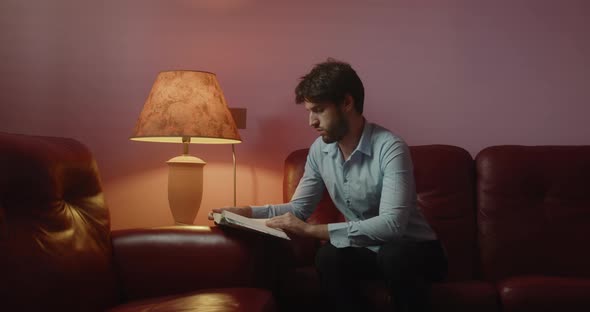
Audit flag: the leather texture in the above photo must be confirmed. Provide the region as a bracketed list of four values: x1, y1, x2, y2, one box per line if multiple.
[498, 276, 590, 312]
[0, 132, 118, 311]
[112, 226, 279, 302]
[477, 146, 590, 281]
[429, 281, 499, 312]
[410, 145, 477, 281]
[107, 288, 276, 312]
[0, 132, 276, 312]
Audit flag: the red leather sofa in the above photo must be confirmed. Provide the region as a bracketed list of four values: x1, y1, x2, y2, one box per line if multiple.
[276, 145, 590, 311]
[2, 132, 589, 311]
[0, 133, 278, 312]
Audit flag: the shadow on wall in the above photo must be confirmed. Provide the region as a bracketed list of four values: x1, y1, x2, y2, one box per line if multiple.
[233, 110, 315, 203]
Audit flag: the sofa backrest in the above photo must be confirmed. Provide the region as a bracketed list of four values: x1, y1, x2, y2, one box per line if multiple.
[283, 145, 478, 281]
[476, 145, 590, 281]
[411, 145, 477, 281]
[0, 133, 118, 311]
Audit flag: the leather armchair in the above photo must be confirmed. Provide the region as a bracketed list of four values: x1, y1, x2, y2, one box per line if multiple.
[0, 132, 276, 312]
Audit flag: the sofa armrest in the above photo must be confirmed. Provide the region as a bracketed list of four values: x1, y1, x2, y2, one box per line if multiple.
[111, 225, 279, 302]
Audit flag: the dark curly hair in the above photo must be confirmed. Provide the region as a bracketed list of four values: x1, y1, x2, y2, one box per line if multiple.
[295, 58, 365, 114]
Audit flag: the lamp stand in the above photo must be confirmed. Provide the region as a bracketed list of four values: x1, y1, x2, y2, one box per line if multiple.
[166, 139, 205, 225]
[232, 144, 237, 207]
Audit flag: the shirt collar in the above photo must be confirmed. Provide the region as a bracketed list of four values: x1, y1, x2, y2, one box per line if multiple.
[356, 119, 373, 157]
[322, 141, 337, 156]
[322, 119, 373, 157]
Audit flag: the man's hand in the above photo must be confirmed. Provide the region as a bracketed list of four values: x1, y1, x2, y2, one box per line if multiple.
[266, 212, 329, 240]
[265, 212, 309, 236]
[208, 206, 252, 220]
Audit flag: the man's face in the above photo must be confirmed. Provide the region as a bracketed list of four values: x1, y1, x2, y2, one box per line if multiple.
[304, 101, 348, 144]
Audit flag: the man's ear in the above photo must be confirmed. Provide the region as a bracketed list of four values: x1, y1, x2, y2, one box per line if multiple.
[342, 94, 355, 113]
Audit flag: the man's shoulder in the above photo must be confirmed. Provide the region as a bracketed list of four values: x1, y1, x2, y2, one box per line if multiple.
[368, 122, 406, 146]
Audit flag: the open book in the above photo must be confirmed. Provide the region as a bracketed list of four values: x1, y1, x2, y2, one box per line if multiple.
[213, 210, 290, 240]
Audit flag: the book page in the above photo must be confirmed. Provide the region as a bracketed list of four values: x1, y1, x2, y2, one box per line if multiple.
[213, 210, 290, 240]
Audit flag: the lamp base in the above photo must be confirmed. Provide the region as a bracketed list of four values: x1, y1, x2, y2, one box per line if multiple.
[167, 155, 206, 225]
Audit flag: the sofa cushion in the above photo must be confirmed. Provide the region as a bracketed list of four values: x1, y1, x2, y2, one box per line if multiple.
[477, 146, 590, 281]
[358, 280, 499, 312]
[275, 266, 322, 312]
[498, 276, 590, 312]
[107, 288, 275, 312]
[278, 265, 497, 312]
[112, 226, 279, 301]
[430, 281, 498, 312]
[362, 280, 499, 312]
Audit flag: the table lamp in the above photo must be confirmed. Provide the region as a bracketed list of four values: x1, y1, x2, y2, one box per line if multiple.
[130, 70, 241, 225]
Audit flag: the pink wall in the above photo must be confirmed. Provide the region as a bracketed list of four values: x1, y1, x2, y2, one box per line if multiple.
[1, 0, 589, 229]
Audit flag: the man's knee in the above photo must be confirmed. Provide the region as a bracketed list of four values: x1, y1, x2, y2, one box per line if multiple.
[315, 243, 346, 273]
[377, 239, 419, 281]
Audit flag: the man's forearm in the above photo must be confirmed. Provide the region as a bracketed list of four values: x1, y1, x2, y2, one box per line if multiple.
[304, 223, 329, 240]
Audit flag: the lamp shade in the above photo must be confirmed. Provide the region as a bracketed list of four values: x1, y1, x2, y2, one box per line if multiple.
[130, 70, 241, 144]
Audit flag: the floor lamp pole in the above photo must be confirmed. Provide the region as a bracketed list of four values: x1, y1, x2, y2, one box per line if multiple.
[232, 144, 237, 207]
[229, 107, 247, 208]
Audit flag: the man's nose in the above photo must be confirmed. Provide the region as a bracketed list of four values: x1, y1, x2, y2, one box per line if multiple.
[309, 114, 319, 128]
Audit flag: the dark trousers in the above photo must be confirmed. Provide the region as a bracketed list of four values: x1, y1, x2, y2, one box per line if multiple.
[315, 239, 447, 312]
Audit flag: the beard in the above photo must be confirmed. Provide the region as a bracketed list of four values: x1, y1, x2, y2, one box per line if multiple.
[320, 112, 349, 144]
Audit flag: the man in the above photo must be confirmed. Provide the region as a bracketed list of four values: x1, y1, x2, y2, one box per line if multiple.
[210, 59, 447, 312]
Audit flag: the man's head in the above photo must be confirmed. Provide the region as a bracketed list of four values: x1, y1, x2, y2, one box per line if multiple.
[295, 59, 365, 143]
[295, 59, 364, 114]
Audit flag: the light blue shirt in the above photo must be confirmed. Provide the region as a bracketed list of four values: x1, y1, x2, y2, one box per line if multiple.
[252, 121, 436, 252]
